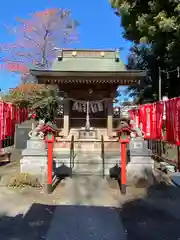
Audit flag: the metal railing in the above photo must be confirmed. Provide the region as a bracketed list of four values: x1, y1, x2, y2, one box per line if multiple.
[147, 139, 180, 171]
[101, 135, 105, 178]
[70, 135, 75, 168]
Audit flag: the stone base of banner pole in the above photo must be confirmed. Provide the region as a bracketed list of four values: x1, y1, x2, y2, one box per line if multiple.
[127, 138, 154, 187]
[126, 163, 154, 187]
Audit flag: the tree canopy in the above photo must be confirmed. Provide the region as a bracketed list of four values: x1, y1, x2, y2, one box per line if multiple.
[110, 0, 180, 102]
[3, 83, 55, 107]
[3, 83, 63, 122]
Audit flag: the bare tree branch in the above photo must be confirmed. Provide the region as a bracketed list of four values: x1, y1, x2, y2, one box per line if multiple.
[0, 8, 79, 80]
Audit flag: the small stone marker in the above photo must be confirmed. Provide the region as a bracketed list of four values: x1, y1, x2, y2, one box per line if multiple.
[129, 138, 149, 156]
[126, 137, 154, 186]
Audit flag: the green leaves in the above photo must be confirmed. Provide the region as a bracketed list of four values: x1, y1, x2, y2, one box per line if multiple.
[110, 0, 180, 102]
[154, 11, 177, 32]
[3, 83, 62, 122]
[110, 0, 180, 45]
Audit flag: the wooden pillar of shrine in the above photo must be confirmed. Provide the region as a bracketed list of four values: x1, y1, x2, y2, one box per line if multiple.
[63, 99, 70, 136]
[107, 99, 113, 137]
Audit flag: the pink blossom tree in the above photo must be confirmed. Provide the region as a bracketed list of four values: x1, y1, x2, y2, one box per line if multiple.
[0, 8, 79, 82]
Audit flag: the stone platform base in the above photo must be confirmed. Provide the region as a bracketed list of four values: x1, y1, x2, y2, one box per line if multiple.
[126, 162, 154, 186]
[20, 138, 48, 183]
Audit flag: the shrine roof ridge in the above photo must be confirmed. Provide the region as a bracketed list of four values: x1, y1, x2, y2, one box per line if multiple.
[56, 48, 121, 60]
[29, 47, 147, 84]
[60, 48, 118, 52]
[30, 69, 147, 77]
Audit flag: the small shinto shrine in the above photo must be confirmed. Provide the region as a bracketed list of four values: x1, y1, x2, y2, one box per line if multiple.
[30, 49, 146, 141]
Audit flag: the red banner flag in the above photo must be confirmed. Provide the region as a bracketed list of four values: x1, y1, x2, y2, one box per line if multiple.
[139, 104, 152, 138]
[155, 102, 163, 139]
[166, 98, 177, 144]
[174, 97, 180, 145]
[151, 103, 157, 139]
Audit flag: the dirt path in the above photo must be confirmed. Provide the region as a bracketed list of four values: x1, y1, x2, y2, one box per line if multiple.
[0, 148, 180, 239]
[0, 178, 180, 239]
[0, 177, 125, 240]
[46, 177, 126, 240]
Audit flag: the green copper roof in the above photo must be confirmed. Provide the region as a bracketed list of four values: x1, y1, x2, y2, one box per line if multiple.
[30, 49, 147, 85]
[51, 49, 126, 72]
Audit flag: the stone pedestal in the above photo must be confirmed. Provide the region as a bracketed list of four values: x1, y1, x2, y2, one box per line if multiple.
[78, 129, 97, 139]
[126, 138, 154, 186]
[20, 137, 47, 183]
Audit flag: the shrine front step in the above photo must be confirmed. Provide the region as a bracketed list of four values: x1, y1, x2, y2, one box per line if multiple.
[75, 142, 120, 152]
[76, 142, 101, 152]
[72, 152, 121, 177]
[52, 151, 122, 177]
[54, 140, 120, 153]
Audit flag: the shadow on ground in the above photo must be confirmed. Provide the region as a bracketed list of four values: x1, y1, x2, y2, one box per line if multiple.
[0, 203, 125, 240]
[0, 203, 56, 240]
[1, 183, 180, 239]
[120, 183, 180, 240]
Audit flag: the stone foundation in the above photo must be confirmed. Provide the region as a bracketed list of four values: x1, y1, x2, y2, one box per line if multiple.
[20, 137, 47, 183]
[126, 138, 154, 186]
[126, 162, 154, 186]
[20, 136, 154, 185]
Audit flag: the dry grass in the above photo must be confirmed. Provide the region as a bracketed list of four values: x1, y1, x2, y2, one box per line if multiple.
[8, 173, 42, 188]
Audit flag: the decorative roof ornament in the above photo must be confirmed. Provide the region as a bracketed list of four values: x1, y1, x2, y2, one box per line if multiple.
[57, 49, 63, 61]
[115, 48, 120, 62]
[72, 51, 77, 57]
[100, 51, 105, 57]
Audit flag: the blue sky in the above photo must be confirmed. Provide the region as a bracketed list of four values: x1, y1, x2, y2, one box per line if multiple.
[0, 0, 132, 99]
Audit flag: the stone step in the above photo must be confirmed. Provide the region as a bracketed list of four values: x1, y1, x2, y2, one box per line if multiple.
[53, 150, 123, 177]
[53, 151, 122, 175]
[72, 171, 105, 176]
[72, 165, 120, 177]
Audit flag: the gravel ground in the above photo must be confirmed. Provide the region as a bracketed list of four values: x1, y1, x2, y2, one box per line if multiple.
[0, 149, 180, 239]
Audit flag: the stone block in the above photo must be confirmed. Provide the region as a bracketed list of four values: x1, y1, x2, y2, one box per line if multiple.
[22, 149, 47, 157]
[126, 138, 154, 185]
[129, 138, 149, 156]
[26, 139, 46, 150]
[130, 156, 153, 164]
[20, 143, 48, 178]
[20, 138, 53, 184]
[20, 163, 46, 173]
[20, 155, 47, 164]
[78, 130, 97, 139]
[126, 162, 154, 186]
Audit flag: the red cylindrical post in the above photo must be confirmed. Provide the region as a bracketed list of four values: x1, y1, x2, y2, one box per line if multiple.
[40, 125, 57, 194]
[47, 141, 53, 193]
[121, 141, 127, 194]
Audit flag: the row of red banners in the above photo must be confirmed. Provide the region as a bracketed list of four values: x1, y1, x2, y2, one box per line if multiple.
[129, 97, 180, 145]
[0, 102, 28, 141]
[1, 98, 180, 145]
